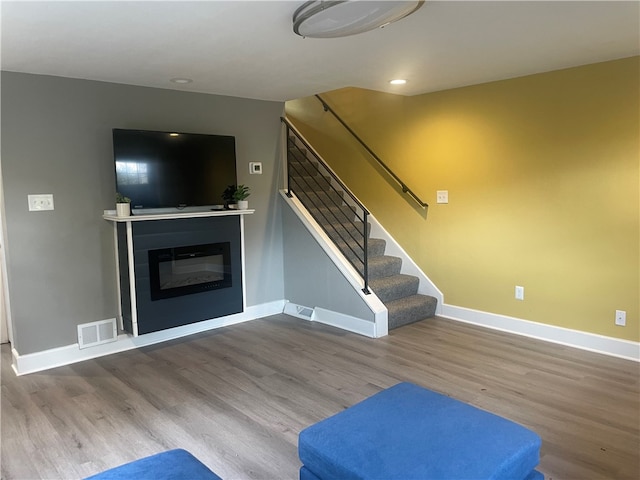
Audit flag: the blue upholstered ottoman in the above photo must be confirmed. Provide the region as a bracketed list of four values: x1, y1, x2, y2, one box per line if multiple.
[85, 449, 221, 480]
[299, 382, 543, 480]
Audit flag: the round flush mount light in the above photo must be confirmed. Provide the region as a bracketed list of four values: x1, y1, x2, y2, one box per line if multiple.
[390, 79, 407, 85]
[293, 0, 424, 38]
[170, 78, 193, 84]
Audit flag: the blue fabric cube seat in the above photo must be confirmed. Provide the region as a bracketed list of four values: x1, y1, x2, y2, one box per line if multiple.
[85, 449, 221, 480]
[299, 382, 543, 480]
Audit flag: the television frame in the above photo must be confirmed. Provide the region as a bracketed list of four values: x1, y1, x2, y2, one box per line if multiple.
[112, 128, 238, 214]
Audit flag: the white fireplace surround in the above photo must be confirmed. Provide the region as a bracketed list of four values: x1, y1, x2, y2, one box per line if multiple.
[104, 209, 254, 336]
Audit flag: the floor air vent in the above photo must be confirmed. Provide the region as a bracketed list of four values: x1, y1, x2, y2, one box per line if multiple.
[283, 302, 316, 321]
[77, 318, 117, 349]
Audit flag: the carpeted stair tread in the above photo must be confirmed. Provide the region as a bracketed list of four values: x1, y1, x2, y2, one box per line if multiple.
[289, 161, 319, 176]
[315, 219, 371, 242]
[370, 274, 420, 303]
[368, 255, 402, 279]
[386, 294, 438, 329]
[336, 237, 386, 260]
[288, 149, 311, 164]
[323, 231, 365, 255]
[291, 177, 334, 194]
[294, 175, 332, 189]
[296, 190, 344, 206]
[365, 238, 387, 257]
[308, 204, 358, 224]
[335, 238, 387, 271]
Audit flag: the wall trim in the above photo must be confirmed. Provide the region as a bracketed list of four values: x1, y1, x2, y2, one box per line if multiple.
[283, 301, 387, 338]
[14, 300, 636, 375]
[314, 307, 384, 338]
[441, 304, 640, 362]
[11, 300, 285, 376]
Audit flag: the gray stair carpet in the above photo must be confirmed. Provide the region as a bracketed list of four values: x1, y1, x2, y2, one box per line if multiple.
[385, 295, 438, 330]
[288, 136, 437, 330]
[369, 274, 419, 303]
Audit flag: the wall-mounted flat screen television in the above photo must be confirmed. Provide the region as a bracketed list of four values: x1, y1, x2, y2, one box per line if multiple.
[113, 129, 237, 212]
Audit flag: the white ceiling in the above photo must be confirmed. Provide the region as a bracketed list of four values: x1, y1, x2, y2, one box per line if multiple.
[1, 1, 638, 102]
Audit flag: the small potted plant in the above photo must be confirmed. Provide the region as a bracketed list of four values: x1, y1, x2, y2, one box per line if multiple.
[233, 184, 251, 210]
[222, 185, 237, 209]
[115, 192, 131, 217]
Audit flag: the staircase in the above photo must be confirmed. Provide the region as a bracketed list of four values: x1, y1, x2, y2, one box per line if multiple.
[287, 136, 437, 330]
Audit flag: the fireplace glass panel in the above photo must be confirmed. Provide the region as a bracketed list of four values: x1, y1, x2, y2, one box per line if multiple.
[149, 242, 232, 300]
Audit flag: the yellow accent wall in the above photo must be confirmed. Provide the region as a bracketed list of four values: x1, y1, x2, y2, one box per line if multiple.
[285, 57, 639, 342]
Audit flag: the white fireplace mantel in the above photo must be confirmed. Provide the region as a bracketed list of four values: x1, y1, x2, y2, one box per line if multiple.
[103, 209, 255, 223]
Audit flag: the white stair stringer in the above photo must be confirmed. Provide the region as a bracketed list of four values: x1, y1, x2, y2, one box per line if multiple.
[280, 189, 388, 338]
[367, 216, 444, 313]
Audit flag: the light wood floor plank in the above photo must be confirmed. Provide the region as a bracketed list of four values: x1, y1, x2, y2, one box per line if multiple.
[2, 315, 638, 479]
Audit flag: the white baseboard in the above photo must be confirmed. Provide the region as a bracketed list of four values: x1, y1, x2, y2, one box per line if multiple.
[441, 304, 640, 362]
[283, 301, 386, 338]
[14, 300, 636, 375]
[283, 301, 316, 321]
[12, 300, 286, 376]
[313, 307, 382, 338]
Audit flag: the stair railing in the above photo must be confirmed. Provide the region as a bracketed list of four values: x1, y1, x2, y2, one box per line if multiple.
[315, 94, 428, 210]
[282, 117, 370, 295]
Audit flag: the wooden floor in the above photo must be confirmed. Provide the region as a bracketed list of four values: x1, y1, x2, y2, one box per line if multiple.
[1, 315, 638, 480]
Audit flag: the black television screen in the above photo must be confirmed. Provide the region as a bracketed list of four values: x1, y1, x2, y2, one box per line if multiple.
[113, 129, 237, 211]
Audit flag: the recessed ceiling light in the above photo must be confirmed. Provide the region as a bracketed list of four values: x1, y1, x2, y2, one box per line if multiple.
[169, 133, 180, 137]
[170, 78, 193, 84]
[390, 79, 407, 85]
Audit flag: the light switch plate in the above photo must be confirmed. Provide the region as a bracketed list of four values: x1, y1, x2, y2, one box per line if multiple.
[28, 194, 54, 211]
[436, 190, 448, 204]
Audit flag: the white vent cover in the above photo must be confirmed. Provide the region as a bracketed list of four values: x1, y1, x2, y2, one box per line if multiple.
[77, 318, 117, 349]
[283, 301, 316, 321]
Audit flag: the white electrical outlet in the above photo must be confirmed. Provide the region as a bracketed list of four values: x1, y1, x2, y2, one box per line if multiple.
[515, 285, 524, 300]
[28, 194, 54, 211]
[436, 190, 448, 204]
[615, 310, 626, 326]
[249, 162, 262, 174]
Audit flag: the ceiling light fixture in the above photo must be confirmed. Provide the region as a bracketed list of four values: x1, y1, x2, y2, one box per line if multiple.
[390, 79, 407, 85]
[170, 78, 193, 84]
[293, 0, 424, 38]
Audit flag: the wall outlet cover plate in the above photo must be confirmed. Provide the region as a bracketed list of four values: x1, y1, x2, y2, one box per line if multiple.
[28, 194, 54, 211]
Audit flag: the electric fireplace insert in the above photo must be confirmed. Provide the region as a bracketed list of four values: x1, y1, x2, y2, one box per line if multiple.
[148, 242, 232, 300]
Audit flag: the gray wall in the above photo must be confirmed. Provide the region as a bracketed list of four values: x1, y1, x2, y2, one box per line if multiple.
[1, 72, 285, 355]
[282, 199, 375, 322]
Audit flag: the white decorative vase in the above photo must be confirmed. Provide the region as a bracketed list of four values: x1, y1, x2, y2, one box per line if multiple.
[237, 200, 249, 210]
[116, 203, 131, 217]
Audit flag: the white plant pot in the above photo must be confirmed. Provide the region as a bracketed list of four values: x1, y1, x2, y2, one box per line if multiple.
[237, 200, 249, 210]
[116, 203, 131, 217]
